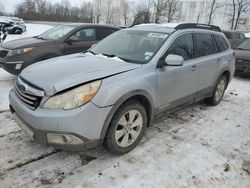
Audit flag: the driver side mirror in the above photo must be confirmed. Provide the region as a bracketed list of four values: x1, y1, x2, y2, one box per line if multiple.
[164, 54, 184, 66]
[66, 36, 80, 44]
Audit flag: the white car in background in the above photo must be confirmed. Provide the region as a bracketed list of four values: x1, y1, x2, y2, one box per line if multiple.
[0, 16, 26, 34]
[245, 32, 250, 38]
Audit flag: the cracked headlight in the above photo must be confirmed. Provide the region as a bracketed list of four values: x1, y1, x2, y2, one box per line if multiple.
[43, 80, 102, 110]
[7, 47, 34, 57]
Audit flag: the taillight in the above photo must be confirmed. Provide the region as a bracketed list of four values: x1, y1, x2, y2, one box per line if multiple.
[233, 51, 236, 59]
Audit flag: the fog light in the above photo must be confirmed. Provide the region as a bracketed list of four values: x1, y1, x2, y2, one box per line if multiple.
[47, 133, 83, 145]
[15, 64, 22, 70]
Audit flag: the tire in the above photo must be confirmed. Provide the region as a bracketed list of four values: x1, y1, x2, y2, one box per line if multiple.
[205, 75, 227, 106]
[104, 100, 147, 155]
[14, 29, 22, 34]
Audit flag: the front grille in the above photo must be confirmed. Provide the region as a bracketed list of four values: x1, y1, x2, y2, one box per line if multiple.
[0, 49, 9, 58]
[236, 59, 250, 66]
[14, 78, 44, 110]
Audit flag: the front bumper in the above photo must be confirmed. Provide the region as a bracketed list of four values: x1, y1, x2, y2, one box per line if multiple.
[235, 59, 250, 73]
[0, 53, 33, 75]
[9, 89, 112, 151]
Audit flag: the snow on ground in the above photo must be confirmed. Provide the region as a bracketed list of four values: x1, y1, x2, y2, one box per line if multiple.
[0, 23, 53, 112]
[3, 23, 53, 43]
[0, 23, 249, 188]
[0, 75, 249, 187]
[246, 32, 250, 38]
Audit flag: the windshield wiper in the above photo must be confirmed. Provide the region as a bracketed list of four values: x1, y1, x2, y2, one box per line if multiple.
[101, 53, 138, 63]
[236, 47, 250, 50]
[101, 53, 116, 58]
[86, 50, 96, 55]
[35, 36, 46, 40]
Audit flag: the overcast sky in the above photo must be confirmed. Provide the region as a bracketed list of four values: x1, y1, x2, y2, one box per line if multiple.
[0, 0, 92, 13]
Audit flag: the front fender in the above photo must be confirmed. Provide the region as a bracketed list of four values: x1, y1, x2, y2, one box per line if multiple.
[97, 89, 155, 140]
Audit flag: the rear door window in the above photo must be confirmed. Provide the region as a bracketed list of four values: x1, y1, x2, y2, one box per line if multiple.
[195, 33, 216, 57]
[96, 28, 118, 40]
[214, 35, 229, 52]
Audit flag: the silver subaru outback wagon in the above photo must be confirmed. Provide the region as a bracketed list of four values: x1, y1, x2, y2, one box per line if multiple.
[9, 23, 235, 154]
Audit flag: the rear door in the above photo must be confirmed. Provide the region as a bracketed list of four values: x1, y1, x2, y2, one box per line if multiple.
[194, 33, 220, 100]
[96, 27, 118, 41]
[62, 28, 96, 55]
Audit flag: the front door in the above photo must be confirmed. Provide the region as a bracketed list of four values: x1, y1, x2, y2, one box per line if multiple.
[156, 33, 198, 111]
[61, 28, 97, 55]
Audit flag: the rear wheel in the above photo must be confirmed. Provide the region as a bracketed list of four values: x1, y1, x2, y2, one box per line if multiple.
[205, 75, 227, 106]
[104, 100, 147, 155]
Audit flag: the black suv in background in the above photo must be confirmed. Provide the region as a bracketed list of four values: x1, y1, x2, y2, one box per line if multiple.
[0, 24, 120, 75]
[223, 30, 246, 49]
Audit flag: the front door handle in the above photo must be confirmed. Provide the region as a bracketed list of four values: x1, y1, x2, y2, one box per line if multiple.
[190, 65, 198, 71]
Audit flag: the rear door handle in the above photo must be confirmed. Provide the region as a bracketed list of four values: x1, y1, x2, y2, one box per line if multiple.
[216, 59, 222, 64]
[190, 65, 198, 71]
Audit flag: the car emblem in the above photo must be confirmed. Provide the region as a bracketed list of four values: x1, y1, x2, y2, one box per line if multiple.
[17, 80, 27, 93]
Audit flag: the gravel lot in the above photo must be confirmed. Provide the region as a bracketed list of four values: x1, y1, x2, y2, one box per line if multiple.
[0, 73, 249, 188]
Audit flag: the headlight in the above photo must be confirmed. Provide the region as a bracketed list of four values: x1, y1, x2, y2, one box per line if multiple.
[43, 80, 102, 110]
[7, 47, 33, 57]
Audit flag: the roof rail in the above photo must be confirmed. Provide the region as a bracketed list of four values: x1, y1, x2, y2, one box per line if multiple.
[175, 23, 222, 32]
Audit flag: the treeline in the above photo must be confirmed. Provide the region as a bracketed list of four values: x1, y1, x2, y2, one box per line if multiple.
[15, 0, 93, 22]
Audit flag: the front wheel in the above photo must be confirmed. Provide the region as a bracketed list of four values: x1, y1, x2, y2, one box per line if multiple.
[205, 75, 227, 106]
[104, 101, 147, 155]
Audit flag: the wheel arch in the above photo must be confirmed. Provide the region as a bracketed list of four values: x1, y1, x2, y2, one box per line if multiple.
[99, 90, 155, 141]
[217, 69, 231, 88]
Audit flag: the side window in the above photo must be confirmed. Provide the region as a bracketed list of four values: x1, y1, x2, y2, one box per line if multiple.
[214, 35, 229, 52]
[224, 32, 232, 39]
[165, 33, 194, 61]
[195, 33, 216, 57]
[73, 28, 96, 41]
[96, 28, 117, 40]
[240, 33, 246, 39]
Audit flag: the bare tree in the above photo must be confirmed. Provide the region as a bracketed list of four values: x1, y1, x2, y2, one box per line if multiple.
[35, 0, 48, 20]
[93, 0, 102, 23]
[234, 0, 250, 29]
[229, 0, 250, 30]
[152, 0, 179, 23]
[0, 3, 5, 15]
[166, 0, 179, 23]
[153, 0, 167, 23]
[120, 0, 130, 25]
[15, 0, 93, 23]
[132, 0, 152, 26]
[207, 0, 224, 25]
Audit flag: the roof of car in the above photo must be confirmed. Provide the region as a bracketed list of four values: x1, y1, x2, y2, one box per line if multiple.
[223, 30, 244, 33]
[63, 23, 119, 29]
[129, 24, 176, 33]
[130, 23, 222, 33]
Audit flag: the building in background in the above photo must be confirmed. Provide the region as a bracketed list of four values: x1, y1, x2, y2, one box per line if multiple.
[175, 0, 249, 30]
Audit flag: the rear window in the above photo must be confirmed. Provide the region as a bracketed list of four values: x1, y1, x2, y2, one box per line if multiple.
[214, 35, 229, 52]
[195, 33, 216, 57]
[224, 32, 245, 40]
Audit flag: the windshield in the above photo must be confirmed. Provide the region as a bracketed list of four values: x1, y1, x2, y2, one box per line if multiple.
[90, 30, 169, 64]
[237, 38, 250, 50]
[38, 25, 76, 40]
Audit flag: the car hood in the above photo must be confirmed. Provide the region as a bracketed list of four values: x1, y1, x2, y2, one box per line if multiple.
[235, 49, 250, 60]
[20, 53, 142, 95]
[3, 37, 53, 49]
